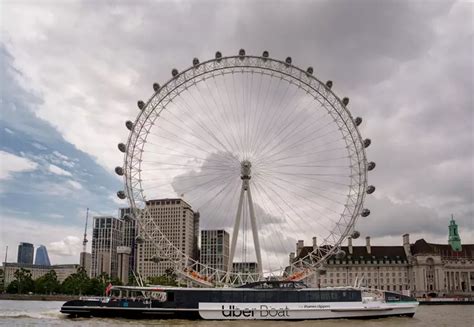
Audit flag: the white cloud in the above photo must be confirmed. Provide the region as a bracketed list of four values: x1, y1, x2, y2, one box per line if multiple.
[31, 142, 47, 150]
[0, 215, 83, 264]
[4, 127, 14, 134]
[0, 150, 38, 180]
[49, 236, 82, 256]
[48, 163, 72, 176]
[67, 180, 82, 190]
[53, 150, 69, 161]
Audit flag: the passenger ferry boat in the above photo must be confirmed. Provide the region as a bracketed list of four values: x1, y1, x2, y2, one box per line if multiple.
[60, 281, 418, 320]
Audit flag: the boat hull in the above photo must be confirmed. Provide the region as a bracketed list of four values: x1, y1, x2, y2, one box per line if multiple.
[61, 301, 418, 320]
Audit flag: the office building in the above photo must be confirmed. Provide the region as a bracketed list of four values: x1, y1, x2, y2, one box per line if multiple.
[200, 230, 229, 273]
[136, 198, 198, 280]
[34, 245, 51, 266]
[17, 242, 34, 264]
[91, 216, 123, 278]
[233, 262, 258, 274]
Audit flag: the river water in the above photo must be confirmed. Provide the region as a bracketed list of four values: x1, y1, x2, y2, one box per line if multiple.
[0, 300, 472, 326]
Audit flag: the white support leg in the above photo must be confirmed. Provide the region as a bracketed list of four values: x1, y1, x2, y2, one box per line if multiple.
[247, 185, 263, 277]
[226, 182, 246, 281]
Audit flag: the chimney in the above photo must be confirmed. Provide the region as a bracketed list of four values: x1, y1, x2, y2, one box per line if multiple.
[366, 236, 371, 254]
[403, 233, 411, 257]
[297, 240, 304, 256]
[312, 237, 318, 251]
[348, 237, 353, 254]
[289, 252, 295, 265]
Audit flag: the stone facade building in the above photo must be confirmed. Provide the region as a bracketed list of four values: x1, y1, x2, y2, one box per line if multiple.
[3, 263, 80, 287]
[291, 219, 473, 298]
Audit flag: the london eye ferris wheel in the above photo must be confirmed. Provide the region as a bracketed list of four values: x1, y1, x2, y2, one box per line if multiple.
[115, 49, 376, 286]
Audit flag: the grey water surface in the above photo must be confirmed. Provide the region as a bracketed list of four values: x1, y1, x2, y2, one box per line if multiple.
[0, 300, 472, 327]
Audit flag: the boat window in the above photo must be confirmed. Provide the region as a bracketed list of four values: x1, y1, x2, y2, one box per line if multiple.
[331, 291, 340, 301]
[306, 291, 320, 302]
[264, 291, 279, 302]
[210, 291, 221, 302]
[231, 291, 243, 302]
[286, 291, 298, 302]
[167, 292, 174, 302]
[320, 291, 330, 301]
[243, 291, 255, 302]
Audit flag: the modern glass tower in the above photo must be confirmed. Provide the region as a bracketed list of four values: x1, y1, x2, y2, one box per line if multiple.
[17, 242, 34, 264]
[35, 245, 51, 266]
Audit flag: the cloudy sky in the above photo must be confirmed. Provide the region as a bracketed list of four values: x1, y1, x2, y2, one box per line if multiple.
[1, 0, 472, 266]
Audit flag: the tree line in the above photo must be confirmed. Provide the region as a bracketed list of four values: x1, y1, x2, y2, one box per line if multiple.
[2, 267, 179, 295]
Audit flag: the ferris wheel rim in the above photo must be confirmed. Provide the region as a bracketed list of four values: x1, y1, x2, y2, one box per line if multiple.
[120, 52, 370, 284]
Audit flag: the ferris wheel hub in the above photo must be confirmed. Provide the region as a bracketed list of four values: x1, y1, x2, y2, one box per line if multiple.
[240, 160, 252, 180]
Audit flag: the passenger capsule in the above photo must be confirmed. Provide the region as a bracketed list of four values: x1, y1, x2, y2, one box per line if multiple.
[306, 67, 314, 75]
[326, 80, 333, 89]
[239, 48, 246, 57]
[125, 120, 133, 131]
[171, 68, 179, 77]
[367, 161, 376, 171]
[355, 117, 362, 126]
[117, 191, 126, 199]
[192, 58, 199, 66]
[285, 57, 292, 65]
[135, 235, 145, 244]
[153, 83, 160, 92]
[215, 51, 222, 60]
[118, 143, 126, 153]
[342, 97, 349, 106]
[262, 50, 269, 58]
[351, 230, 361, 239]
[361, 208, 371, 217]
[367, 185, 376, 194]
[335, 250, 346, 259]
[151, 255, 161, 263]
[122, 214, 133, 222]
[115, 166, 124, 176]
[363, 138, 372, 148]
[137, 100, 145, 110]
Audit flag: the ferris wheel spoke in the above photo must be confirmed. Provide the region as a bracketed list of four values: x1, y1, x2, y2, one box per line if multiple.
[252, 94, 321, 158]
[255, 173, 344, 216]
[258, 116, 340, 162]
[252, 179, 337, 238]
[191, 82, 240, 155]
[249, 73, 281, 157]
[161, 100, 233, 156]
[255, 170, 348, 198]
[208, 75, 245, 156]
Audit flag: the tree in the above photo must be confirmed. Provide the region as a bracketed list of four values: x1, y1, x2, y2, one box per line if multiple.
[0, 268, 4, 292]
[35, 270, 60, 294]
[7, 268, 34, 294]
[61, 266, 90, 295]
[147, 268, 178, 286]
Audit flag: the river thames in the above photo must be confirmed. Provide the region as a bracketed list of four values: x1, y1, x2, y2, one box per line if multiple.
[0, 300, 472, 326]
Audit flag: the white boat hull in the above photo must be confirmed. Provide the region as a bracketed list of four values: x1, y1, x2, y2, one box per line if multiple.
[198, 301, 418, 320]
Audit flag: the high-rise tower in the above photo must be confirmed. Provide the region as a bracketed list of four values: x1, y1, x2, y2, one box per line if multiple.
[34, 245, 51, 266]
[448, 215, 462, 252]
[17, 242, 34, 264]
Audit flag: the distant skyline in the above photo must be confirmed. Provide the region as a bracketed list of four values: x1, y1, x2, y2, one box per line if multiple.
[1, 0, 472, 264]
